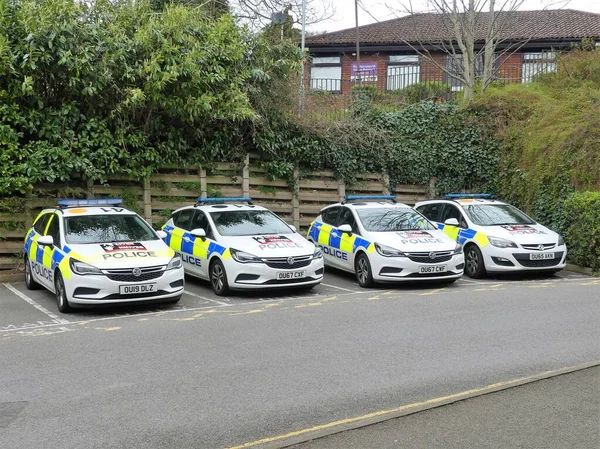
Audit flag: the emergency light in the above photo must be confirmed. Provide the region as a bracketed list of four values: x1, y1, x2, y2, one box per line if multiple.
[343, 195, 396, 202]
[443, 193, 493, 199]
[58, 198, 123, 207]
[195, 197, 253, 205]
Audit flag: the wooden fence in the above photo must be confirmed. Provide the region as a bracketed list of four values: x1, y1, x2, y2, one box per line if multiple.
[0, 156, 430, 271]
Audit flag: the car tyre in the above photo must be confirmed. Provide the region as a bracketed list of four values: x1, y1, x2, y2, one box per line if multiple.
[54, 272, 73, 313]
[24, 256, 41, 290]
[355, 253, 375, 288]
[210, 259, 230, 296]
[465, 245, 486, 279]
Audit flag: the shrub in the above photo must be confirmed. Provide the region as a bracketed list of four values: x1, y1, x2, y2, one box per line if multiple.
[401, 82, 452, 104]
[563, 192, 600, 271]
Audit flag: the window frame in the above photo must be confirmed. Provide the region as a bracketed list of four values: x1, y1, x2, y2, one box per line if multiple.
[310, 55, 342, 93]
[45, 214, 62, 247]
[190, 210, 215, 240]
[336, 207, 359, 234]
[172, 209, 195, 231]
[443, 53, 486, 91]
[387, 55, 420, 91]
[321, 206, 341, 226]
[33, 213, 51, 235]
[521, 51, 556, 83]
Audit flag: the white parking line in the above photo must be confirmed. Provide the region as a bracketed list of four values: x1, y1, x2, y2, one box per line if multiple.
[321, 283, 358, 293]
[183, 290, 232, 307]
[3, 283, 70, 325]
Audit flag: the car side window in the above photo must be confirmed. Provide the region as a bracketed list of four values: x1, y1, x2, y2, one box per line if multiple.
[418, 204, 443, 223]
[190, 211, 215, 240]
[173, 209, 194, 230]
[33, 213, 50, 235]
[321, 207, 341, 226]
[441, 205, 468, 228]
[336, 207, 358, 233]
[45, 214, 61, 248]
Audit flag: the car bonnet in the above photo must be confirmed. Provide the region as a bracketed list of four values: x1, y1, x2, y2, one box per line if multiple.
[367, 229, 457, 252]
[218, 232, 315, 258]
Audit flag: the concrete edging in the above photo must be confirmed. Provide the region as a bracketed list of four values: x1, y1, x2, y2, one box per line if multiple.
[566, 263, 594, 276]
[0, 272, 23, 283]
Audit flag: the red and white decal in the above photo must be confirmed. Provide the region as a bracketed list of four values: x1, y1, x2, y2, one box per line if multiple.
[100, 242, 147, 253]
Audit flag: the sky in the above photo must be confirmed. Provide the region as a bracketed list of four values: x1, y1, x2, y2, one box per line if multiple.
[308, 0, 600, 33]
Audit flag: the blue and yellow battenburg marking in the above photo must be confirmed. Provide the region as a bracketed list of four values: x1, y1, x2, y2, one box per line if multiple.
[438, 223, 489, 247]
[24, 227, 74, 279]
[162, 225, 231, 260]
[308, 221, 375, 254]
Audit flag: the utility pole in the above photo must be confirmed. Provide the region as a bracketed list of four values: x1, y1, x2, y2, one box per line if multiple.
[354, 0, 361, 86]
[299, 0, 307, 114]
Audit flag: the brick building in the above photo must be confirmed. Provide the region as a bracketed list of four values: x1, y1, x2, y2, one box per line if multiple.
[304, 9, 600, 94]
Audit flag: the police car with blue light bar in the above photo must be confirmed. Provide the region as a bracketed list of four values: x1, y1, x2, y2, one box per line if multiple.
[23, 199, 184, 312]
[161, 197, 324, 295]
[307, 196, 464, 287]
[415, 194, 567, 278]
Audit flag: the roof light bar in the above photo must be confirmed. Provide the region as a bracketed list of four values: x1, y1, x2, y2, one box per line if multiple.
[443, 193, 493, 199]
[344, 195, 396, 201]
[58, 198, 123, 207]
[195, 197, 253, 204]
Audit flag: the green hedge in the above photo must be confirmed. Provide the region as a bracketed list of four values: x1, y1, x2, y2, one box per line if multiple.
[563, 192, 600, 272]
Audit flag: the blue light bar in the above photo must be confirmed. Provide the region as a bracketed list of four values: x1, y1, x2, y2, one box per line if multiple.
[344, 195, 396, 201]
[195, 197, 252, 203]
[58, 198, 123, 207]
[443, 193, 493, 199]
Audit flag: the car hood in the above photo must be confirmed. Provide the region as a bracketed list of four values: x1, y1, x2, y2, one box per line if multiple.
[366, 229, 457, 252]
[65, 240, 175, 269]
[477, 223, 558, 243]
[219, 233, 315, 258]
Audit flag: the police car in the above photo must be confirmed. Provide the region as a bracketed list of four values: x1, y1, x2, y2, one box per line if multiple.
[307, 196, 464, 287]
[415, 194, 567, 278]
[24, 199, 184, 312]
[161, 197, 323, 295]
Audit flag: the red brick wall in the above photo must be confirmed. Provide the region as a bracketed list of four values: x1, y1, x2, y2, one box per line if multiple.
[341, 53, 388, 93]
[421, 53, 445, 83]
[497, 52, 522, 83]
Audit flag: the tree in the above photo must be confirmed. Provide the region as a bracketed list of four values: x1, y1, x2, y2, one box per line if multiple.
[229, 0, 334, 29]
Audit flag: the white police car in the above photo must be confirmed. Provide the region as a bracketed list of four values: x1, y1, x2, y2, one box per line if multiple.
[307, 196, 464, 287]
[24, 199, 184, 312]
[415, 194, 567, 278]
[162, 197, 324, 295]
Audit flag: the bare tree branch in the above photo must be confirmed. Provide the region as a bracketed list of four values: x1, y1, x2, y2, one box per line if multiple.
[229, 0, 335, 29]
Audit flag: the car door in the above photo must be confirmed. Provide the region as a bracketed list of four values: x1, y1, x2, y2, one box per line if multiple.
[438, 204, 469, 243]
[333, 207, 359, 271]
[186, 210, 215, 279]
[317, 206, 341, 267]
[26, 213, 51, 286]
[43, 214, 63, 289]
[167, 209, 195, 272]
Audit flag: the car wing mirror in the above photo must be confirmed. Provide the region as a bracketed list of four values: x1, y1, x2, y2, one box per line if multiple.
[190, 228, 206, 238]
[288, 224, 297, 233]
[37, 235, 54, 246]
[156, 230, 168, 240]
[444, 218, 460, 227]
[338, 224, 353, 234]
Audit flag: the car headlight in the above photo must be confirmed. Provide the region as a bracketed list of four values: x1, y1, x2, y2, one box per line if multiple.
[313, 248, 323, 259]
[488, 236, 518, 248]
[453, 242, 463, 254]
[70, 259, 102, 275]
[558, 235, 564, 246]
[230, 248, 263, 263]
[167, 255, 182, 270]
[375, 243, 406, 257]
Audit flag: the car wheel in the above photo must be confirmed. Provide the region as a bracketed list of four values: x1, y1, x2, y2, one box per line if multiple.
[465, 245, 486, 279]
[24, 256, 41, 290]
[210, 259, 230, 296]
[54, 272, 73, 313]
[355, 253, 374, 288]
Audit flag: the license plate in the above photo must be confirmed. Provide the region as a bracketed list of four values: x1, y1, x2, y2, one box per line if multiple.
[419, 265, 447, 274]
[119, 283, 156, 295]
[530, 253, 555, 260]
[276, 271, 306, 280]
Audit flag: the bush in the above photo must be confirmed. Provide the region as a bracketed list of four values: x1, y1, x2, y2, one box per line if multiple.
[401, 82, 452, 104]
[563, 192, 600, 271]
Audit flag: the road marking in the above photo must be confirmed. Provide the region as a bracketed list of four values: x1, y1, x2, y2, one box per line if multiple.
[321, 283, 357, 293]
[227, 361, 600, 449]
[419, 288, 447, 296]
[184, 290, 232, 307]
[3, 283, 69, 325]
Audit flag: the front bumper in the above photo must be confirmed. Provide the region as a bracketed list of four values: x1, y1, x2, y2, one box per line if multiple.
[483, 245, 567, 273]
[65, 267, 185, 305]
[370, 252, 465, 282]
[223, 257, 324, 290]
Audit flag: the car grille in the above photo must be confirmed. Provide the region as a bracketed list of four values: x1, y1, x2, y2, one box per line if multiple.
[405, 251, 453, 264]
[263, 256, 312, 270]
[406, 271, 456, 278]
[512, 252, 564, 268]
[104, 265, 166, 283]
[520, 243, 556, 251]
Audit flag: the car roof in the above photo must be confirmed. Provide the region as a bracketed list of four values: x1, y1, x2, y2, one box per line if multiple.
[173, 203, 269, 214]
[322, 201, 412, 212]
[38, 206, 137, 217]
[416, 198, 507, 207]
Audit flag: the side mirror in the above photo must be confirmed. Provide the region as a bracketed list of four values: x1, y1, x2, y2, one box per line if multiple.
[37, 235, 54, 246]
[190, 228, 206, 238]
[338, 224, 353, 234]
[288, 224, 297, 233]
[156, 230, 168, 240]
[444, 218, 460, 227]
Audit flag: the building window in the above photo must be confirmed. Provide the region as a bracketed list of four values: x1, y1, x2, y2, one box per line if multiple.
[444, 54, 484, 91]
[310, 56, 342, 92]
[387, 55, 420, 90]
[522, 51, 556, 83]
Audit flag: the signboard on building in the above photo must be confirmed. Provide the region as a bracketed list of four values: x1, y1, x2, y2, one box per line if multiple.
[350, 62, 378, 82]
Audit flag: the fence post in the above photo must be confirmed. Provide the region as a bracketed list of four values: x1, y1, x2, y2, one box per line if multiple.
[382, 173, 390, 195]
[428, 177, 437, 199]
[337, 179, 346, 202]
[200, 167, 207, 198]
[242, 154, 250, 198]
[86, 178, 94, 199]
[292, 167, 300, 230]
[143, 178, 152, 224]
[24, 192, 33, 230]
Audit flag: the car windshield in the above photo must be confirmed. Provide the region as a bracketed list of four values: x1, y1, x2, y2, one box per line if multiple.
[356, 208, 436, 232]
[64, 214, 157, 244]
[462, 204, 536, 226]
[210, 210, 292, 236]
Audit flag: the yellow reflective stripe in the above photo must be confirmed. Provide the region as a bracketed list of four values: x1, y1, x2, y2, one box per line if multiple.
[43, 215, 54, 235]
[473, 232, 489, 247]
[193, 239, 210, 259]
[339, 235, 356, 253]
[59, 256, 71, 280]
[318, 224, 332, 246]
[443, 226, 460, 241]
[42, 247, 53, 268]
[366, 242, 376, 253]
[29, 235, 39, 261]
[170, 228, 184, 252]
[222, 248, 231, 260]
